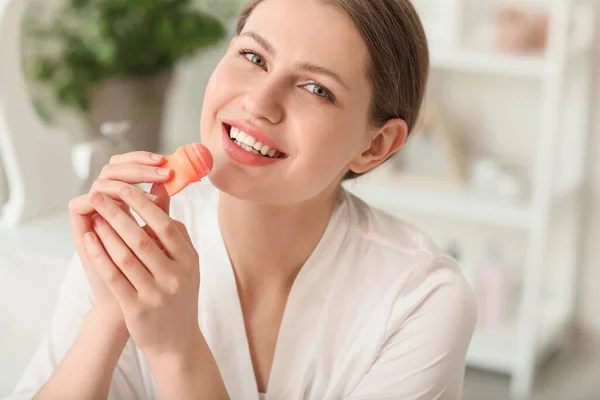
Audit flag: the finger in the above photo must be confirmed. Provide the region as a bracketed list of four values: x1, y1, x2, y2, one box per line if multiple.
[109, 151, 165, 166]
[83, 230, 136, 308]
[91, 179, 159, 212]
[70, 195, 136, 271]
[145, 183, 179, 248]
[91, 214, 156, 293]
[150, 183, 170, 215]
[143, 225, 167, 252]
[174, 220, 194, 247]
[69, 196, 94, 243]
[69, 188, 157, 223]
[69, 196, 102, 271]
[89, 191, 171, 276]
[98, 163, 172, 184]
[69, 203, 96, 288]
[143, 220, 192, 250]
[91, 180, 158, 202]
[118, 186, 191, 261]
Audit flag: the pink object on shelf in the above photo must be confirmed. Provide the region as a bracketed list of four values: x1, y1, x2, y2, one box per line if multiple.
[494, 6, 549, 54]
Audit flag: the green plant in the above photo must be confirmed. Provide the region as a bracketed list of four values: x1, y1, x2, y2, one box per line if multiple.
[23, 0, 231, 121]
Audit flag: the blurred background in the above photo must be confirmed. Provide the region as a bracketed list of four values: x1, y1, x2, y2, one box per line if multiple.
[0, 0, 598, 399]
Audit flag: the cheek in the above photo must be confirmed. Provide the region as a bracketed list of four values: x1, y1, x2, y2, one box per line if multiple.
[294, 110, 365, 166]
[201, 59, 247, 141]
[204, 62, 238, 112]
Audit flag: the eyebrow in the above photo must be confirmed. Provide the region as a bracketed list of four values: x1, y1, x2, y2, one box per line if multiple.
[241, 31, 277, 57]
[240, 31, 349, 91]
[295, 62, 349, 91]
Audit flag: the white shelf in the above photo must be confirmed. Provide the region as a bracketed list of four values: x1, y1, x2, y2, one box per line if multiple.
[467, 305, 567, 374]
[344, 181, 533, 229]
[430, 49, 547, 79]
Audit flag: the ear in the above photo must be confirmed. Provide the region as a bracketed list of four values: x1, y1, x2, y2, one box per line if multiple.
[347, 119, 408, 175]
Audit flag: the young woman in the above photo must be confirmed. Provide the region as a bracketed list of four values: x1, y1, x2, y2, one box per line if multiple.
[14, 0, 476, 399]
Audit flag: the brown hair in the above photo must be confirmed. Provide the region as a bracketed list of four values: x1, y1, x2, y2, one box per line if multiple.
[236, 0, 430, 179]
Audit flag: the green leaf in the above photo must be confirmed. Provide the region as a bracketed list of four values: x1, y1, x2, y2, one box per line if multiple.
[32, 98, 53, 123]
[92, 40, 117, 66]
[21, 0, 228, 112]
[24, 58, 57, 81]
[70, 0, 91, 10]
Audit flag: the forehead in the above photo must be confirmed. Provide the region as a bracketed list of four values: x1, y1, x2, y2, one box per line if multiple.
[242, 0, 370, 84]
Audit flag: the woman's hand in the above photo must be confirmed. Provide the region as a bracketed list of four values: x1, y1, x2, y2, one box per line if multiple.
[68, 151, 172, 324]
[82, 183, 202, 363]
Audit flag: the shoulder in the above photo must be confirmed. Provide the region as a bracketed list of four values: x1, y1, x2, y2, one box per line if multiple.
[340, 189, 477, 334]
[341, 188, 451, 266]
[342, 187, 458, 257]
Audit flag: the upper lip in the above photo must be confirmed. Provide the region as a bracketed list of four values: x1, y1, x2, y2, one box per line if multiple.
[223, 119, 285, 154]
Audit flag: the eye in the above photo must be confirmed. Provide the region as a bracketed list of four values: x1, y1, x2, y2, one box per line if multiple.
[304, 83, 334, 101]
[239, 49, 266, 68]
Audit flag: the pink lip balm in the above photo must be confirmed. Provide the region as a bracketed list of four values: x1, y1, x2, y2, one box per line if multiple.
[160, 143, 213, 196]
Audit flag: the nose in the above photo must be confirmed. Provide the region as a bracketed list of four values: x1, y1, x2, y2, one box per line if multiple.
[242, 76, 284, 124]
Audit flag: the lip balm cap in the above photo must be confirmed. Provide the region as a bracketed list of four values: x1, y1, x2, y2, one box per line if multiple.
[188, 143, 213, 175]
[162, 143, 213, 197]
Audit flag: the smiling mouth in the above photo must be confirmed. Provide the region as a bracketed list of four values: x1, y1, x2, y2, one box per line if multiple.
[224, 124, 286, 159]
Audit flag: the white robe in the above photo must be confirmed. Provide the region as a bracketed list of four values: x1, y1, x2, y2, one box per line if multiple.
[10, 182, 476, 400]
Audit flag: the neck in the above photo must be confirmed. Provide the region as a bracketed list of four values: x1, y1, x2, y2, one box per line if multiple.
[218, 186, 340, 292]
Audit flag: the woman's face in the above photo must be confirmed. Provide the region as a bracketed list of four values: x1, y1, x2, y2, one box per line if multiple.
[201, 0, 380, 204]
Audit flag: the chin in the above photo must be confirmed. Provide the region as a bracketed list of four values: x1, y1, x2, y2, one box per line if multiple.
[208, 171, 290, 204]
[203, 142, 290, 204]
[209, 168, 340, 208]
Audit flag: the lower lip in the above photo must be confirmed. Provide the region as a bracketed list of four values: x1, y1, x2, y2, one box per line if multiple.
[221, 124, 285, 167]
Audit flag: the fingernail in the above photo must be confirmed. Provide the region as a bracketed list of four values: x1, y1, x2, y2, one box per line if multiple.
[157, 168, 171, 177]
[151, 154, 164, 161]
[84, 232, 95, 245]
[92, 214, 104, 228]
[90, 192, 104, 206]
[144, 192, 159, 202]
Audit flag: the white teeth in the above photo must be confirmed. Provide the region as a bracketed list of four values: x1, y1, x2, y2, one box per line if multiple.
[243, 135, 256, 147]
[229, 125, 281, 158]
